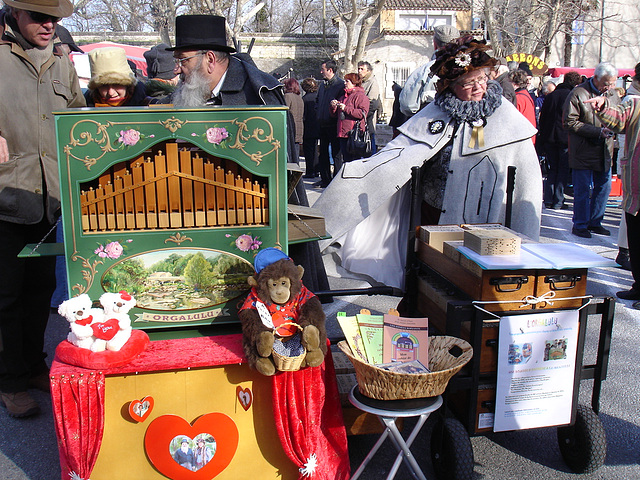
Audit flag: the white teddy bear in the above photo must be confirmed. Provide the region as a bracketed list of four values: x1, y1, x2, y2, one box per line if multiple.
[58, 294, 103, 350]
[93, 291, 136, 352]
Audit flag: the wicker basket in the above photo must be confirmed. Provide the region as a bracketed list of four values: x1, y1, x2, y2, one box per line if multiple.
[272, 322, 305, 372]
[338, 336, 473, 400]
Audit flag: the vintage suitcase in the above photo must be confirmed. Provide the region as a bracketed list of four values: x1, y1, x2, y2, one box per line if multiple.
[416, 239, 587, 312]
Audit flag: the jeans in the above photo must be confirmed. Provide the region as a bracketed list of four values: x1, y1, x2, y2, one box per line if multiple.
[50, 221, 68, 308]
[0, 219, 55, 392]
[571, 167, 612, 230]
[370, 132, 377, 155]
[543, 143, 569, 208]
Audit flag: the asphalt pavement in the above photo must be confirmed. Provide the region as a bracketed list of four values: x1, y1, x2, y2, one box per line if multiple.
[1, 163, 639, 479]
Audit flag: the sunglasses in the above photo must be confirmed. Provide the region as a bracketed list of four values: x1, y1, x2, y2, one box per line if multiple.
[26, 10, 61, 24]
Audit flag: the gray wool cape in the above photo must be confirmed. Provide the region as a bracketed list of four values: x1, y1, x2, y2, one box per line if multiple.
[314, 97, 542, 288]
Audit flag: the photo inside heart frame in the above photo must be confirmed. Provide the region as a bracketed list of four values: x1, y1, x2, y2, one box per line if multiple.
[171, 434, 217, 472]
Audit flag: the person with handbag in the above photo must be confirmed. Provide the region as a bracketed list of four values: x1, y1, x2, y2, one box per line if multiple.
[330, 73, 370, 165]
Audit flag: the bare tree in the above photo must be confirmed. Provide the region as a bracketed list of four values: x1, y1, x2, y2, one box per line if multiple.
[480, 0, 598, 63]
[330, 0, 386, 72]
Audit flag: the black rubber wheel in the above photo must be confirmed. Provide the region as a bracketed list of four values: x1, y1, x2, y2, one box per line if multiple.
[557, 404, 607, 474]
[431, 417, 474, 480]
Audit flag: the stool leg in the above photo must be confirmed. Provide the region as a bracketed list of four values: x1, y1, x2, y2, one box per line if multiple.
[350, 428, 390, 480]
[387, 414, 430, 480]
[382, 417, 428, 480]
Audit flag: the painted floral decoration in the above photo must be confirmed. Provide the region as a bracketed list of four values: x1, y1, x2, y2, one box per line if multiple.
[118, 129, 141, 146]
[94, 239, 133, 260]
[207, 127, 229, 144]
[226, 233, 262, 252]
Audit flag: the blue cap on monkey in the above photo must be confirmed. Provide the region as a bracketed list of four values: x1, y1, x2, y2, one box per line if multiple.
[254, 247, 291, 274]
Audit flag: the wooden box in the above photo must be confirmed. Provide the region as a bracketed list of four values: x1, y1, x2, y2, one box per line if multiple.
[449, 384, 496, 434]
[417, 240, 587, 312]
[463, 229, 521, 256]
[418, 225, 465, 252]
[288, 204, 326, 243]
[55, 107, 289, 331]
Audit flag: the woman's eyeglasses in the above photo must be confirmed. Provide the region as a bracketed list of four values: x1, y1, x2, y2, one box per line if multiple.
[27, 10, 61, 24]
[457, 75, 488, 90]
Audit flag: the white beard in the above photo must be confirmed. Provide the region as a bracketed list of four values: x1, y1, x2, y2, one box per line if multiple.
[172, 61, 212, 107]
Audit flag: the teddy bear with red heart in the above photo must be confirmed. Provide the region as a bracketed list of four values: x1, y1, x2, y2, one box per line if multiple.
[91, 291, 136, 352]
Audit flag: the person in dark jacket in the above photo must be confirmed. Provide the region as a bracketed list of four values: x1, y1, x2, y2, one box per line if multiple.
[165, 14, 329, 293]
[537, 71, 582, 209]
[301, 77, 320, 178]
[315, 60, 344, 188]
[144, 43, 179, 100]
[84, 47, 148, 106]
[563, 62, 620, 238]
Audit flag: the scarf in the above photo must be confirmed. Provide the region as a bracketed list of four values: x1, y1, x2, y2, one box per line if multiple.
[434, 79, 503, 126]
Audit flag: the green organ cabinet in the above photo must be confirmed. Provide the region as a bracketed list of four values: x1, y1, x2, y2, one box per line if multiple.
[55, 106, 289, 332]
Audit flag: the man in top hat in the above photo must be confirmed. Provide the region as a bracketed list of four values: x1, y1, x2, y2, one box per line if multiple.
[166, 14, 329, 293]
[399, 24, 459, 117]
[0, 0, 85, 418]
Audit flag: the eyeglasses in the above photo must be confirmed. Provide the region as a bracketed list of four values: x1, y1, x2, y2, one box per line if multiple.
[26, 10, 61, 24]
[174, 53, 205, 67]
[456, 75, 488, 90]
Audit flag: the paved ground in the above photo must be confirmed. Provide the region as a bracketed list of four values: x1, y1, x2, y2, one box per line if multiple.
[1, 168, 639, 479]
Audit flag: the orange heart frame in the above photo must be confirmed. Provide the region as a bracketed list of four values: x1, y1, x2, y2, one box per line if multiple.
[236, 386, 252, 411]
[145, 413, 239, 480]
[129, 396, 154, 422]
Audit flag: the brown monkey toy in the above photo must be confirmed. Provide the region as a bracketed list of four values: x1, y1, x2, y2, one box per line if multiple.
[239, 248, 327, 376]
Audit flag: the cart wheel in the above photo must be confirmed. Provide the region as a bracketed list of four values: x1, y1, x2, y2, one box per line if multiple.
[557, 404, 607, 474]
[431, 417, 474, 480]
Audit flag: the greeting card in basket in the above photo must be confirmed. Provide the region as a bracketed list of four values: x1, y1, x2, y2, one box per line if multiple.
[382, 314, 429, 364]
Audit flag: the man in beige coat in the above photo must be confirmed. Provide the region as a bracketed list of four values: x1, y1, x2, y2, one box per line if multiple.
[0, 0, 85, 417]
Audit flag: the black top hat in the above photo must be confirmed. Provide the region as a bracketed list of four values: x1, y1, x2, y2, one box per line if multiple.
[168, 15, 236, 53]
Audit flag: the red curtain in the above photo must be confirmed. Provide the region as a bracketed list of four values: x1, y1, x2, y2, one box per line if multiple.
[51, 371, 105, 480]
[272, 346, 350, 480]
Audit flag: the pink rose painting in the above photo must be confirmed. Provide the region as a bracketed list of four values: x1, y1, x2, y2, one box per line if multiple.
[228, 233, 262, 252]
[94, 241, 126, 260]
[118, 129, 141, 146]
[206, 127, 229, 145]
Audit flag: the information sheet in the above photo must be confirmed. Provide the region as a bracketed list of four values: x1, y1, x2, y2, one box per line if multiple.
[494, 310, 580, 432]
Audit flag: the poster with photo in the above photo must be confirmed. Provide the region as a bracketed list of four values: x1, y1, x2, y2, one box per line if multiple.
[494, 310, 580, 432]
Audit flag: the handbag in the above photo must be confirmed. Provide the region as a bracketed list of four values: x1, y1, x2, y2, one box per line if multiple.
[347, 117, 372, 158]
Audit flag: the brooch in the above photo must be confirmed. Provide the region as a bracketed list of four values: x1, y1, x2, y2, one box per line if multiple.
[428, 120, 445, 134]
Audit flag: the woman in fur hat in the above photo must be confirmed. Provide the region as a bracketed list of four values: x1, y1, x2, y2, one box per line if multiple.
[314, 36, 542, 289]
[85, 47, 148, 106]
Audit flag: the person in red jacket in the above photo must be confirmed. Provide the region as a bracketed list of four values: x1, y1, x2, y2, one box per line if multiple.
[510, 69, 537, 145]
[330, 73, 370, 164]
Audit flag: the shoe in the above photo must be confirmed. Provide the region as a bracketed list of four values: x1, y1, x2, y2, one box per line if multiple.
[0, 391, 40, 418]
[28, 371, 51, 393]
[588, 225, 611, 236]
[303, 173, 318, 179]
[616, 288, 640, 300]
[312, 181, 328, 188]
[616, 248, 632, 271]
[572, 227, 591, 238]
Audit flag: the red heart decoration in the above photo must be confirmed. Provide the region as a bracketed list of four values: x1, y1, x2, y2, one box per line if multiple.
[91, 318, 120, 340]
[129, 396, 154, 422]
[236, 386, 252, 411]
[145, 413, 238, 480]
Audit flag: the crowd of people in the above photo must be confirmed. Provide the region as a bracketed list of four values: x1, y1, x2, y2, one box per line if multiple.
[0, 0, 638, 423]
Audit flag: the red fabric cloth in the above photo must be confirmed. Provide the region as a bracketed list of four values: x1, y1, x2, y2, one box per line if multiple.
[272, 342, 350, 480]
[54, 329, 150, 369]
[51, 370, 105, 480]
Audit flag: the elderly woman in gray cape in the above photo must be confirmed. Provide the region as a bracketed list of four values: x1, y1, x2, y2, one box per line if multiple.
[314, 37, 542, 289]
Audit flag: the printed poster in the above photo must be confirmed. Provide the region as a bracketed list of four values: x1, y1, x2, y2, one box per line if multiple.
[494, 310, 580, 432]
